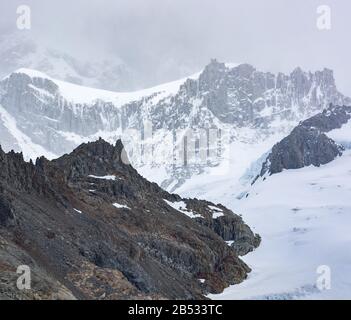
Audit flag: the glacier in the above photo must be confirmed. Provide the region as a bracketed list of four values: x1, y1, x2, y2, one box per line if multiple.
[209, 115, 351, 300]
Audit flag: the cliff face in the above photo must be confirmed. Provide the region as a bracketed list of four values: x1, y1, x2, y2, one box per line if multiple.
[1, 61, 349, 192]
[0, 138, 259, 300]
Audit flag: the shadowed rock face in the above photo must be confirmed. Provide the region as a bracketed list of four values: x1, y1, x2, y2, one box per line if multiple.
[260, 105, 351, 176]
[0, 138, 259, 300]
[261, 126, 342, 175]
[301, 105, 351, 132]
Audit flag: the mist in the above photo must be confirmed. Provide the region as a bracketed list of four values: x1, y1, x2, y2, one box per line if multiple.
[1, 0, 351, 95]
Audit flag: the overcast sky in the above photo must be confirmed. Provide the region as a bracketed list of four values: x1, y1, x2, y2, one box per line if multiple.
[1, 0, 350, 95]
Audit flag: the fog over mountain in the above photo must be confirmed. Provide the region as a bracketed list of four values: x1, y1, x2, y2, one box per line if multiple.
[0, 0, 351, 94]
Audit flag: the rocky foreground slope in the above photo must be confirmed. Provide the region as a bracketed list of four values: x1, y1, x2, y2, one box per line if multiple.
[0, 138, 259, 300]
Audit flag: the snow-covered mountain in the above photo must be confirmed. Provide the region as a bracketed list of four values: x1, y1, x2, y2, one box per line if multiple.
[0, 32, 136, 91]
[0, 59, 349, 194]
[1, 56, 351, 299]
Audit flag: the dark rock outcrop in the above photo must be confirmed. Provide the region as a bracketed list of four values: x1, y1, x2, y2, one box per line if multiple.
[260, 105, 351, 176]
[261, 126, 342, 175]
[301, 105, 351, 132]
[0, 139, 259, 300]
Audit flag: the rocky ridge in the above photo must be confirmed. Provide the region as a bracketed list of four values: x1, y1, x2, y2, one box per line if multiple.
[0, 138, 259, 300]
